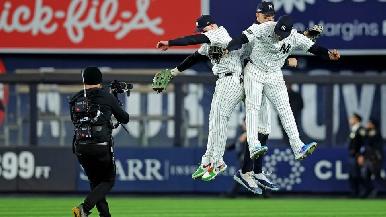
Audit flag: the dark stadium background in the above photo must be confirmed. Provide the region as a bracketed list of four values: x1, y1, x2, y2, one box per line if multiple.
[0, 2, 386, 215]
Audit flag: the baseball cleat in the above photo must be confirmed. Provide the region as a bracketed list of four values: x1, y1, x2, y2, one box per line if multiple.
[295, 142, 318, 160]
[192, 164, 210, 179]
[201, 163, 227, 181]
[252, 171, 280, 191]
[233, 170, 262, 194]
[250, 146, 268, 160]
[72, 204, 89, 217]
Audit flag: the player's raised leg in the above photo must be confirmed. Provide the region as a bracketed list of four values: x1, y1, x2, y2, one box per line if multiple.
[263, 74, 317, 160]
[252, 133, 279, 191]
[236, 95, 278, 192]
[202, 75, 244, 181]
[192, 90, 218, 179]
[253, 96, 279, 190]
[244, 68, 268, 159]
[256, 95, 271, 139]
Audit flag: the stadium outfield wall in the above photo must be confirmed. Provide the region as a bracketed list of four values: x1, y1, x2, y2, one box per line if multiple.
[0, 147, 385, 193]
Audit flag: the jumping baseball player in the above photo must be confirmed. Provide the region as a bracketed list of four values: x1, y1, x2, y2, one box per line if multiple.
[227, 15, 340, 165]
[234, 2, 324, 194]
[235, 1, 279, 193]
[155, 15, 266, 183]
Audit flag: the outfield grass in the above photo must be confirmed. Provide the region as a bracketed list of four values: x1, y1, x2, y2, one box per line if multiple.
[0, 197, 385, 217]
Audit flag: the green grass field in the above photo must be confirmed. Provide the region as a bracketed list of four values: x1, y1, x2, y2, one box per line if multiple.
[0, 197, 385, 217]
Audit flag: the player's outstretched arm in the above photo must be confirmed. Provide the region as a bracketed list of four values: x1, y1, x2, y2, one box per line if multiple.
[284, 24, 323, 67]
[156, 34, 210, 51]
[227, 23, 265, 52]
[172, 51, 209, 76]
[226, 34, 249, 52]
[308, 44, 340, 61]
[152, 51, 208, 93]
[296, 30, 339, 61]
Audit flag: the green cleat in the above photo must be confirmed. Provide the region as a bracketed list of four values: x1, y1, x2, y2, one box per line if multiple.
[192, 164, 208, 179]
[201, 163, 227, 182]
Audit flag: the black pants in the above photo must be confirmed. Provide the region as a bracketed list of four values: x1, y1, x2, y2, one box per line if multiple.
[348, 157, 360, 197]
[241, 133, 268, 174]
[348, 157, 373, 197]
[77, 144, 116, 217]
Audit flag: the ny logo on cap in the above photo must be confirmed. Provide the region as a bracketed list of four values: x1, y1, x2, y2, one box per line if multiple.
[268, 4, 273, 9]
[281, 25, 286, 31]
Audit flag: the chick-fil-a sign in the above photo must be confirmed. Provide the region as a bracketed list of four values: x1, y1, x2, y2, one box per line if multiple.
[0, 0, 202, 53]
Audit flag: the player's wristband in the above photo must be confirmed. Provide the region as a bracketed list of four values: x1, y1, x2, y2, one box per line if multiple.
[171, 67, 181, 76]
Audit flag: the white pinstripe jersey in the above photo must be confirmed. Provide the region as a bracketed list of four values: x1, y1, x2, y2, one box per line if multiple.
[243, 21, 314, 72]
[240, 42, 254, 63]
[198, 26, 243, 75]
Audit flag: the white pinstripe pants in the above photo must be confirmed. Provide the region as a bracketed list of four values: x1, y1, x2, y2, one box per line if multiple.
[242, 94, 271, 135]
[244, 63, 303, 154]
[201, 74, 244, 166]
[258, 95, 271, 135]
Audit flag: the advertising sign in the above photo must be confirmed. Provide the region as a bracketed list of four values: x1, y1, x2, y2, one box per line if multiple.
[0, 0, 204, 53]
[211, 0, 386, 55]
[77, 147, 386, 193]
[0, 147, 77, 191]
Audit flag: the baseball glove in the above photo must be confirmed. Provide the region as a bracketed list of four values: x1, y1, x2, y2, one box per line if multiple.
[208, 46, 226, 64]
[152, 69, 173, 93]
[305, 24, 323, 42]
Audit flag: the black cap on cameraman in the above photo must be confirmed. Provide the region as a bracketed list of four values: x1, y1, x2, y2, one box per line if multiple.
[82, 67, 102, 85]
[257, 1, 275, 16]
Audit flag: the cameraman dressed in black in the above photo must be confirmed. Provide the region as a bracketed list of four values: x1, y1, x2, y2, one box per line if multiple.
[70, 67, 130, 217]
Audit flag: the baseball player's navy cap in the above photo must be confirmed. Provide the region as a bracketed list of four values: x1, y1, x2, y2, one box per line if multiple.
[274, 15, 293, 39]
[257, 1, 275, 15]
[196, 15, 215, 32]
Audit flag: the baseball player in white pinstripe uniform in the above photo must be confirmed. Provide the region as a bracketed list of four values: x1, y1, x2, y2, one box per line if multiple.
[235, 1, 280, 194]
[227, 15, 340, 161]
[235, 2, 324, 195]
[156, 15, 266, 182]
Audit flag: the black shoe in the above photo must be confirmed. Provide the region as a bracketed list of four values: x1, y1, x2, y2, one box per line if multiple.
[72, 204, 90, 217]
